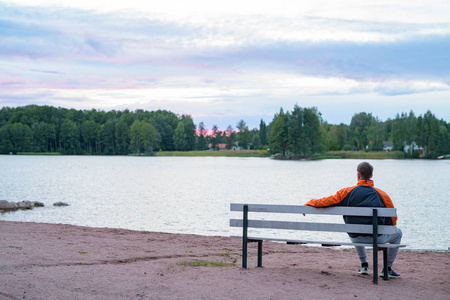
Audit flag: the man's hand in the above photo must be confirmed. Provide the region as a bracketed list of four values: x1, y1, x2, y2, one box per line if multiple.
[303, 203, 309, 216]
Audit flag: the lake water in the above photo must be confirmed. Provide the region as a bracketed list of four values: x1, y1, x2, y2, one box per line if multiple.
[1, 156, 449, 251]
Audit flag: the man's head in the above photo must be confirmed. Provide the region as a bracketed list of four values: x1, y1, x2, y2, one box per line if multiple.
[357, 162, 373, 180]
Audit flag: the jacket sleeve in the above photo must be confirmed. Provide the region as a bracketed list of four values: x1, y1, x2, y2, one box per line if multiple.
[374, 187, 398, 225]
[304, 186, 354, 207]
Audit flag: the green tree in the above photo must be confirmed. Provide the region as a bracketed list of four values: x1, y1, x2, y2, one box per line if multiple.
[100, 120, 116, 155]
[325, 123, 339, 151]
[225, 125, 235, 150]
[288, 105, 304, 154]
[367, 117, 385, 151]
[140, 121, 160, 154]
[0, 107, 13, 128]
[336, 124, 348, 150]
[180, 115, 196, 151]
[31, 122, 55, 152]
[405, 111, 417, 152]
[438, 122, 449, 155]
[119, 109, 136, 127]
[10, 123, 32, 152]
[130, 120, 142, 154]
[130, 120, 160, 155]
[416, 110, 440, 158]
[303, 107, 323, 155]
[210, 125, 219, 150]
[0, 124, 13, 153]
[327, 123, 348, 150]
[81, 120, 100, 154]
[252, 133, 261, 149]
[259, 119, 267, 146]
[196, 122, 207, 150]
[150, 111, 177, 151]
[60, 119, 79, 154]
[268, 109, 289, 156]
[115, 120, 130, 155]
[236, 120, 250, 150]
[349, 112, 375, 150]
[390, 111, 417, 152]
[390, 113, 405, 151]
[174, 122, 188, 151]
[288, 106, 322, 157]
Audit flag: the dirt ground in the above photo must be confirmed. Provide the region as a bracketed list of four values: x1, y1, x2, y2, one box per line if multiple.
[0, 221, 448, 300]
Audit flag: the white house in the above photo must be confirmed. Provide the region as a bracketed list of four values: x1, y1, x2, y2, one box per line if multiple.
[404, 142, 424, 155]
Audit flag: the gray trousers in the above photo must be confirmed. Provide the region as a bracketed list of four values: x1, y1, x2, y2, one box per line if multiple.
[350, 227, 403, 267]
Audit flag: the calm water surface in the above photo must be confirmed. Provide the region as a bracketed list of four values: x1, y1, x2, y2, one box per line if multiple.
[1, 156, 448, 250]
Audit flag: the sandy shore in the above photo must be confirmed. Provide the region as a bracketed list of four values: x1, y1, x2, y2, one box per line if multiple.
[1, 221, 448, 300]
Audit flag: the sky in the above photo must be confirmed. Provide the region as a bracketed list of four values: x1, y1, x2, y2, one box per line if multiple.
[1, 0, 449, 130]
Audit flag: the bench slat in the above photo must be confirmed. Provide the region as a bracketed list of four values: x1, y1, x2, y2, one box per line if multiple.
[230, 236, 406, 248]
[230, 219, 398, 234]
[230, 203, 397, 217]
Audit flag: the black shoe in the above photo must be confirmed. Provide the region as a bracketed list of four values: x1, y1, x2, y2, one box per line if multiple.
[380, 268, 401, 278]
[358, 266, 369, 275]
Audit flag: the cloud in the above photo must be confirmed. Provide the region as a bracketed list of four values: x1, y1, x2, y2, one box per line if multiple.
[1, 1, 449, 129]
[29, 69, 64, 75]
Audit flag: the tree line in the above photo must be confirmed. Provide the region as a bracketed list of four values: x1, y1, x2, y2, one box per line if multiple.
[0, 105, 449, 158]
[267, 105, 450, 158]
[0, 106, 196, 155]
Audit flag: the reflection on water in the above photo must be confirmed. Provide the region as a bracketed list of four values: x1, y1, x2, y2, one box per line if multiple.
[1, 156, 449, 250]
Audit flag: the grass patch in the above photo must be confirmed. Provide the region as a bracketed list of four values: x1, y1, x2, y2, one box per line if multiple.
[157, 150, 270, 157]
[220, 250, 238, 264]
[312, 154, 343, 160]
[314, 151, 405, 160]
[8, 245, 22, 250]
[220, 251, 231, 257]
[17, 152, 62, 155]
[177, 260, 235, 267]
[78, 251, 88, 254]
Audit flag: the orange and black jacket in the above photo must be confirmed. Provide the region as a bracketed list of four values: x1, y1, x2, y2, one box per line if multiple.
[305, 180, 397, 238]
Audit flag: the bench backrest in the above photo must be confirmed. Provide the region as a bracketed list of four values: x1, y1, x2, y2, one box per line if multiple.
[230, 203, 398, 235]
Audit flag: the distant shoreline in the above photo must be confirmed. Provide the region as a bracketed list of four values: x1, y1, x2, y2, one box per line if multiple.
[7, 150, 418, 159]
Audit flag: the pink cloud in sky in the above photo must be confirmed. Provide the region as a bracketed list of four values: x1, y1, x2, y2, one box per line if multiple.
[0, 71, 164, 90]
[0, 76, 22, 85]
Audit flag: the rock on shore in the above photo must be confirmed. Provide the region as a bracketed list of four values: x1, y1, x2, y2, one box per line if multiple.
[0, 200, 45, 212]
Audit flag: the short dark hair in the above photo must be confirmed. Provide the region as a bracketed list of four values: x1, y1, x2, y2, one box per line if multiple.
[357, 162, 373, 179]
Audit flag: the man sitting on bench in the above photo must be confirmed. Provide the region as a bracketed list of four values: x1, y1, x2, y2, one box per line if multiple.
[304, 161, 403, 278]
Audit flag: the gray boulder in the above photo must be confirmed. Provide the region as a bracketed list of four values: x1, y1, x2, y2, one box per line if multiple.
[0, 200, 45, 212]
[17, 201, 33, 209]
[53, 202, 69, 207]
[18, 201, 46, 209]
[0, 200, 18, 211]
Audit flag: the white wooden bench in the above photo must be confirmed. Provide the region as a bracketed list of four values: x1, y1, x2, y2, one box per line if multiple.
[230, 203, 406, 284]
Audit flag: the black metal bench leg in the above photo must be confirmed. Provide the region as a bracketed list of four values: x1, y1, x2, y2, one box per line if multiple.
[372, 209, 378, 284]
[242, 239, 247, 269]
[373, 249, 378, 284]
[383, 248, 389, 281]
[257, 240, 263, 267]
[242, 205, 248, 269]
